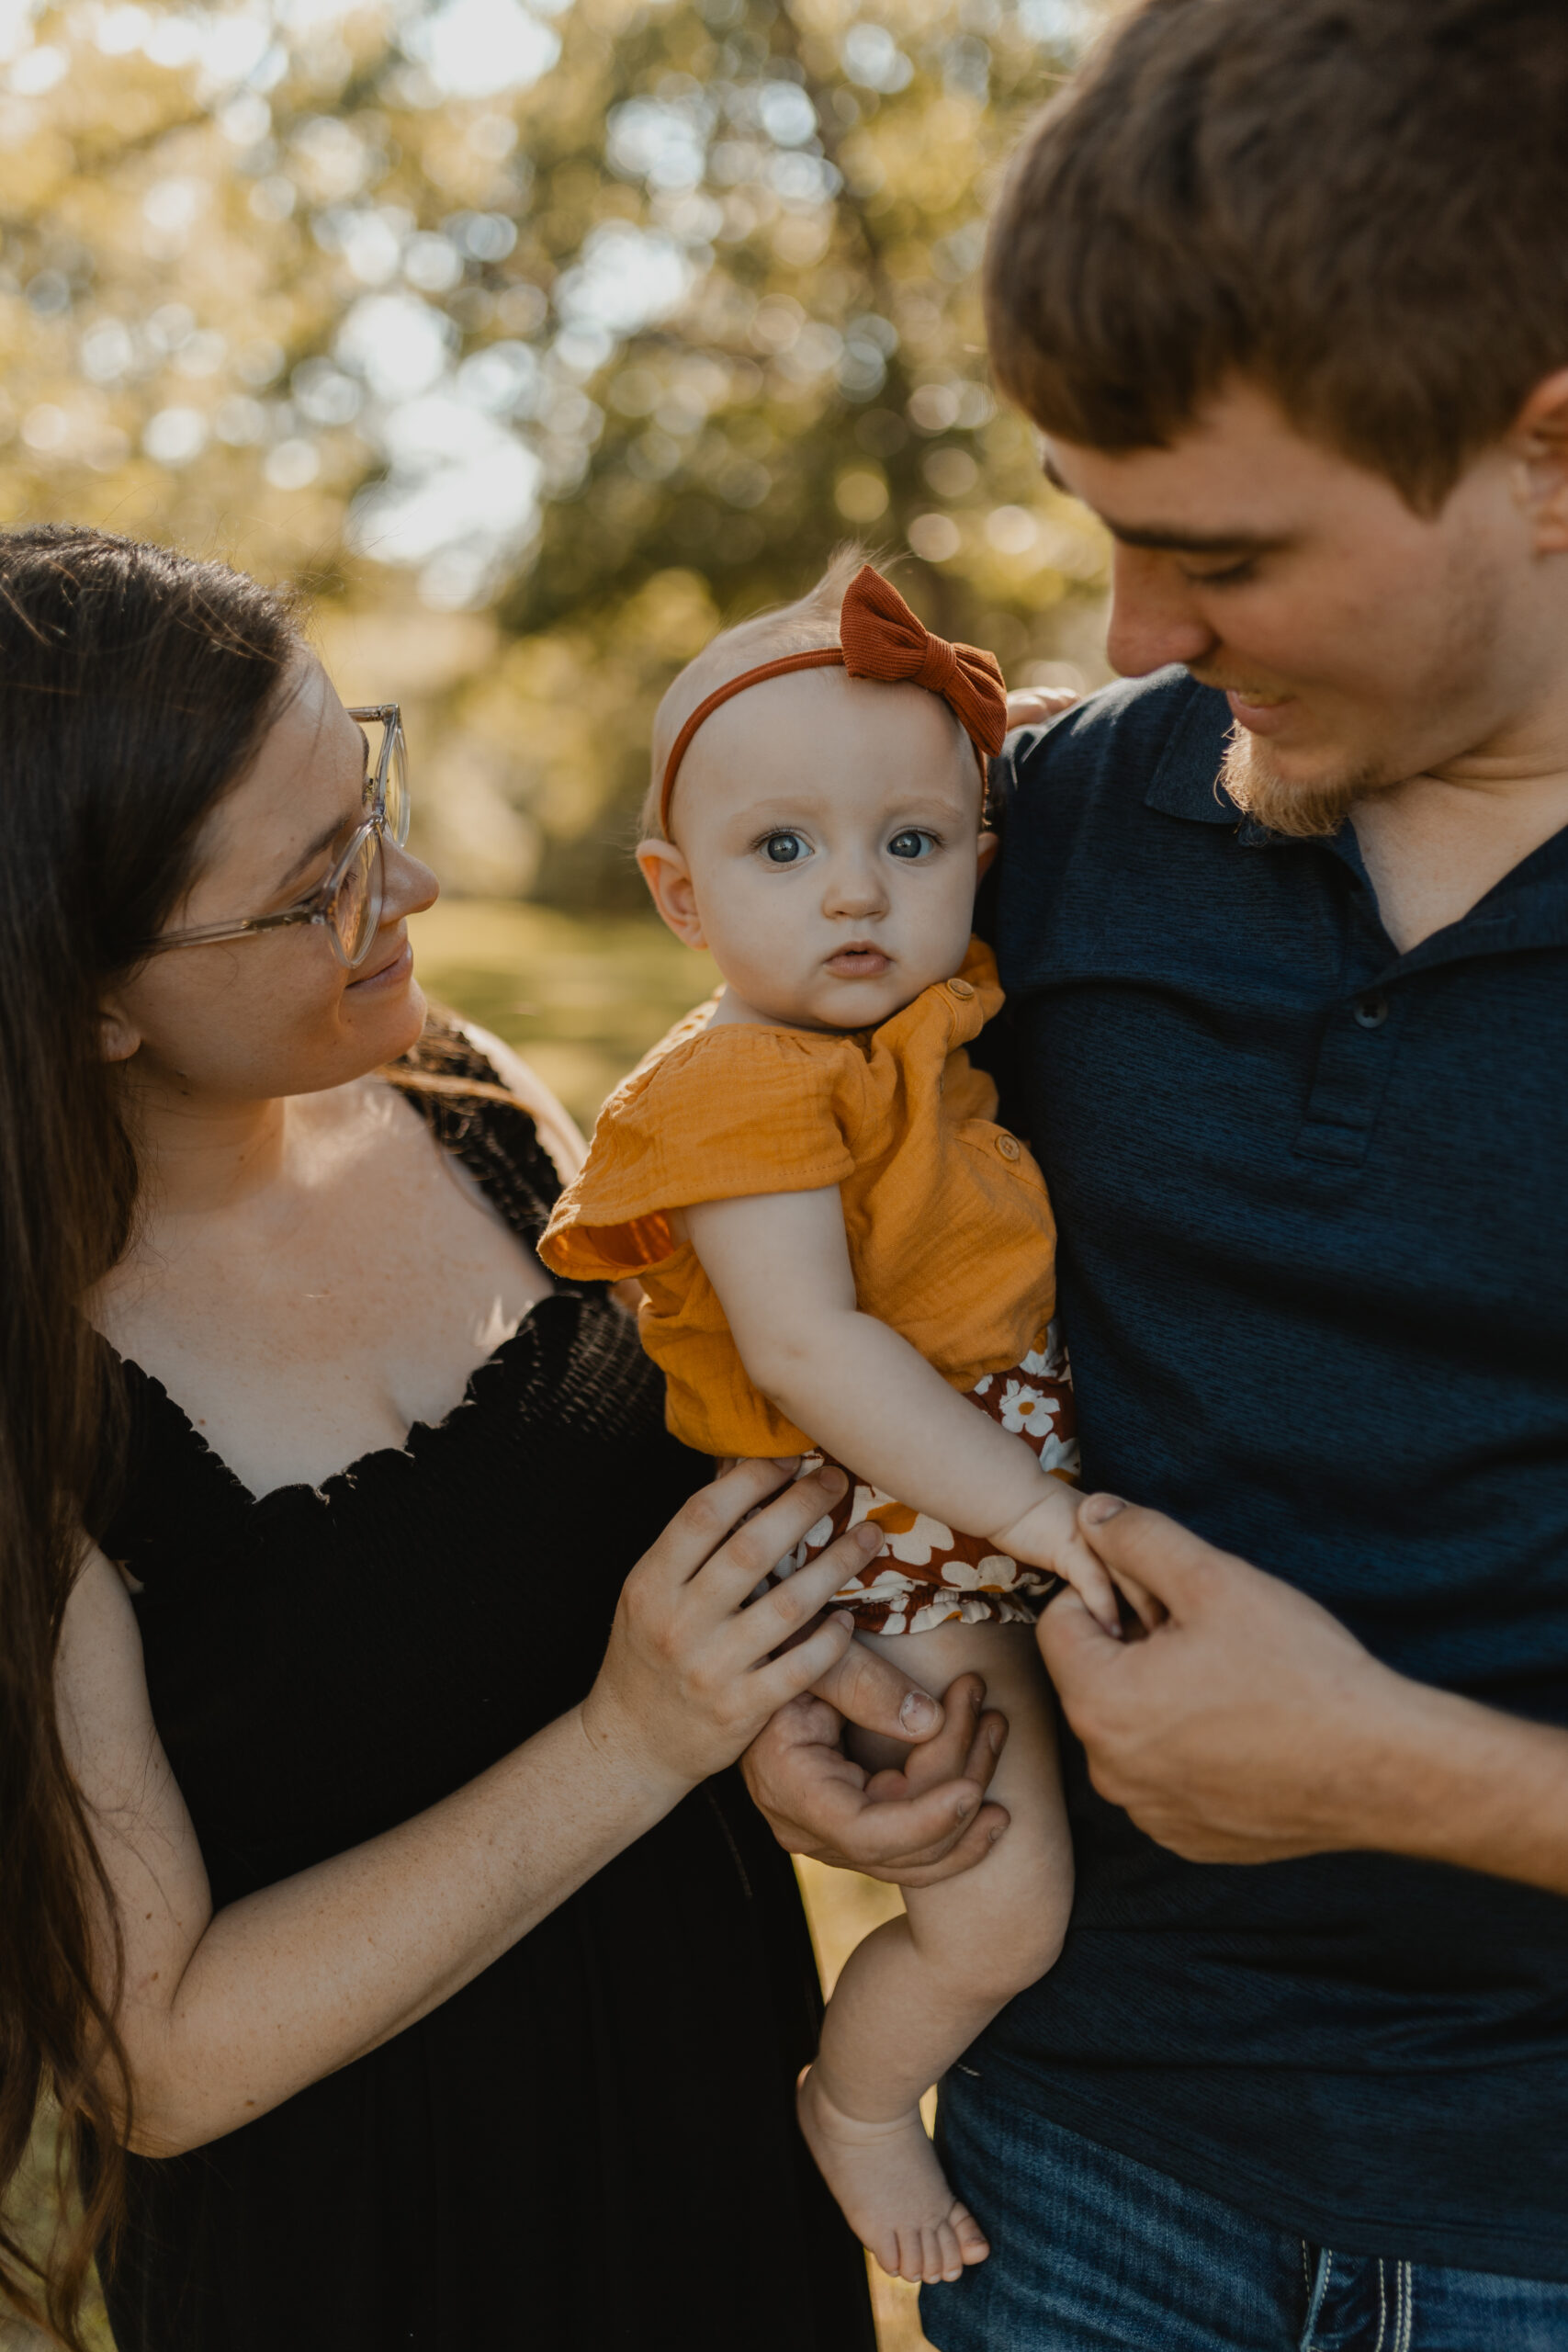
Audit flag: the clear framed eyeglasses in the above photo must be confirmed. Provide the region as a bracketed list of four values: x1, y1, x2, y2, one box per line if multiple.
[152, 704, 411, 970]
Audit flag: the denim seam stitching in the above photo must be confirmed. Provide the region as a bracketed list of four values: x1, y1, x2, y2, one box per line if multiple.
[1373, 2258, 1387, 2352]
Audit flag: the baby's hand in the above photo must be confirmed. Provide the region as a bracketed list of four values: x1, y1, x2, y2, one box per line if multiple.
[992, 1479, 1123, 1638]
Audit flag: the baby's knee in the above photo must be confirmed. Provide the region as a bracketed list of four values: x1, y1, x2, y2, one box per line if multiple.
[961, 1905, 1067, 2009]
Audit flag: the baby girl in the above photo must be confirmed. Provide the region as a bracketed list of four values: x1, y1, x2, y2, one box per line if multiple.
[541, 552, 1124, 2288]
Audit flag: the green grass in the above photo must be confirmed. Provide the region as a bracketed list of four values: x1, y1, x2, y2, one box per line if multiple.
[408, 897, 720, 1135]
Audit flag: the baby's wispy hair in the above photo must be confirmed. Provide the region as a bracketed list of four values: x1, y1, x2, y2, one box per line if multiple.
[642, 544, 877, 842]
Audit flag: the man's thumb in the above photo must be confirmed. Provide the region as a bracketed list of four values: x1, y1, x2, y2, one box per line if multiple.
[1077, 1498, 1230, 1616]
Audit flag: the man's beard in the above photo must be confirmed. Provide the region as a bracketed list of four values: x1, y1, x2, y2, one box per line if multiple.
[1219, 722, 1392, 839]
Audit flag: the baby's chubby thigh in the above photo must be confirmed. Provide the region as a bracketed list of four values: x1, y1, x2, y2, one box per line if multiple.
[850, 1619, 1076, 2003]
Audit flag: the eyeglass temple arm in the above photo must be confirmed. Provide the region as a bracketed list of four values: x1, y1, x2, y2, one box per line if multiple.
[159, 907, 319, 950]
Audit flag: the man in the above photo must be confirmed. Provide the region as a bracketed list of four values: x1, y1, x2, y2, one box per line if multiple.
[744, 3, 1568, 2343]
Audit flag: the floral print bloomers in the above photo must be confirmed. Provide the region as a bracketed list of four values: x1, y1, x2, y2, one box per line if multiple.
[779, 1324, 1078, 1635]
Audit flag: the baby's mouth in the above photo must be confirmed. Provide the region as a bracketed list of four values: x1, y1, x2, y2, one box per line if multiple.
[825, 944, 890, 978]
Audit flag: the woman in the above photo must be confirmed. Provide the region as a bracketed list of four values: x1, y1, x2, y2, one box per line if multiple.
[0, 526, 886, 2351]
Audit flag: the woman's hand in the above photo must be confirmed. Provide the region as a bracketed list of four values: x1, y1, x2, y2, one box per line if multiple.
[581, 1458, 884, 1792]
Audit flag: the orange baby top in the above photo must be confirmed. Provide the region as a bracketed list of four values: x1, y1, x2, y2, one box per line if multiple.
[538, 937, 1057, 1460]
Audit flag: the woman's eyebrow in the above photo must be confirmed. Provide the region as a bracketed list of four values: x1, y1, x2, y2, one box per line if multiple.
[272, 810, 350, 897]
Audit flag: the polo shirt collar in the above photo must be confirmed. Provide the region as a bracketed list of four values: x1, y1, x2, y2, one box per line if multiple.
[1136, 667, 1568, 967]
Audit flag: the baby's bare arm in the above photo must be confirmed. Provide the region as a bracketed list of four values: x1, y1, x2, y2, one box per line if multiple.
[683, 1186, 1119, 1627]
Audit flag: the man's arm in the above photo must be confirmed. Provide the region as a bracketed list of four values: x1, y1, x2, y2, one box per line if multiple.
[1052, 1498, 1568, 1894]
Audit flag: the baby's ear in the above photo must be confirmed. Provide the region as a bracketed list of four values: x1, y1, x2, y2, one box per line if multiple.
[975, 830, 1001, 883]
[636, 839, 707, 950]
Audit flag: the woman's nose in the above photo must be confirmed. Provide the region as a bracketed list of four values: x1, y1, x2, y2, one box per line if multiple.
[383, 839, 440, 922]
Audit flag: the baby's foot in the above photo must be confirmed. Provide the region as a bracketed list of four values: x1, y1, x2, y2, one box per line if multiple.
[796, 2065, 989, 2286]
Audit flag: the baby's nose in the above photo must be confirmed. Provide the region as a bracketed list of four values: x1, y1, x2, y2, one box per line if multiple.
[823, 861, 887, 917]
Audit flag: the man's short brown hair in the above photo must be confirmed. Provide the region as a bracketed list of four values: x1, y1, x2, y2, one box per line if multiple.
[986, 0, 1568, 510]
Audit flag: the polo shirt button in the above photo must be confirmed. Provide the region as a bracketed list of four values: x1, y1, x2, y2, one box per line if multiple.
[1354, 993, 1390, 1029]
[996, 1133, 1021, 1160]
[947, 977, 975, 1000]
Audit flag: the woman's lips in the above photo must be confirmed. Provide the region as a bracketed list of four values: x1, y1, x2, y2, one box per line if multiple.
[1225, 687, 1294, 735]
[825, 948, 890, 978]
[346, 935, 412, 992]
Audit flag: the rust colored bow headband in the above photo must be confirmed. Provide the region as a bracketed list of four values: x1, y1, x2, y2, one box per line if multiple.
[658, 563, 1008, 836]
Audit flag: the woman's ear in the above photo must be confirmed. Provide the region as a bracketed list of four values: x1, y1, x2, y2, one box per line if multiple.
[975, 830, 1001, 883]
[97, 996, 141, 1064]
[636, 839, 707, 950]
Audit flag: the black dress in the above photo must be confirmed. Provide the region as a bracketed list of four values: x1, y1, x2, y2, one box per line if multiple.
[93, 1041, 874, 2352]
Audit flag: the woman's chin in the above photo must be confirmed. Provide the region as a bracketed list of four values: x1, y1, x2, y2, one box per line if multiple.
[344, 969, 427, 1066]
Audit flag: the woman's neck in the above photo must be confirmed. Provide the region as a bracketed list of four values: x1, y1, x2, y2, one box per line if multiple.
[118, 1060, 296, 1221]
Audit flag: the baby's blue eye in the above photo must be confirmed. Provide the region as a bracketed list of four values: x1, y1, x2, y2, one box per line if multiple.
[887, 829, 936, 861]
[761, 831, 809, 865]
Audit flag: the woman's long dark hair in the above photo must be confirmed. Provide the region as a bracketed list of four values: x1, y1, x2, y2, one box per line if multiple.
[0, 526, 297, 2345]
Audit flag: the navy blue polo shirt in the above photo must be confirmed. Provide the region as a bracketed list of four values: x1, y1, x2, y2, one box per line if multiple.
[975, 668, 1568, 2278]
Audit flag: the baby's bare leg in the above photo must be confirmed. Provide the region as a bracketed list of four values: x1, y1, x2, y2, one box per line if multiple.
[797, 1619, 1073, 2288]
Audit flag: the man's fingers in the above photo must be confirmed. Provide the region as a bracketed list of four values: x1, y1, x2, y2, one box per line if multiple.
[1005, 685, 1078, 728]
[1035, 1584, 1124, 1696]
[1077, 1498, 1239, 1615]
[852, 1799, 1012, 1886]
[810, 1637, 945, 1745]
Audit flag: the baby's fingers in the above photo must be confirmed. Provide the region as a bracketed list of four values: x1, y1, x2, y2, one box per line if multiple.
[1057, 1535, 1124, 1640]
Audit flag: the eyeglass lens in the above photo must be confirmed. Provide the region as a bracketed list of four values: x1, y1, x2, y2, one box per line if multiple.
[386, 722, 411, 846]
[331, 828, 383, 966]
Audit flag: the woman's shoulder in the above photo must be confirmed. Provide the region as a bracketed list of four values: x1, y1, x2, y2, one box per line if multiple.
[386, 1013, 579, 1245]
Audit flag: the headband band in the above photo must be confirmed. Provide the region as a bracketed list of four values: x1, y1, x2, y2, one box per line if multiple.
[658, 563, 1008, 836]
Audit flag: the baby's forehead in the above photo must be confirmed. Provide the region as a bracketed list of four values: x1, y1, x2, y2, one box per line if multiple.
[685, 684, 979, 826]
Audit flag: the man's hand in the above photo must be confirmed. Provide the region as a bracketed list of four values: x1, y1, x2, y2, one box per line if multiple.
[741, 1670, 1010, 1887]
[1044, 1498, 1568, 1892]
[1005, 684, 1080, 731]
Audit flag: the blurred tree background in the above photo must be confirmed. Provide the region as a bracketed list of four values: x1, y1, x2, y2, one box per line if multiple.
[0, 0, 1109, 923]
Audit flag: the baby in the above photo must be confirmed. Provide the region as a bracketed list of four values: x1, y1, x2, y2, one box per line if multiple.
[541, 551, 1123, 2289]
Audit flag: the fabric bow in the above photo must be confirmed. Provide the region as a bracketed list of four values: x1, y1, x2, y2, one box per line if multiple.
[839, 564, 1009, 761]
[657, 560, 1009, 834]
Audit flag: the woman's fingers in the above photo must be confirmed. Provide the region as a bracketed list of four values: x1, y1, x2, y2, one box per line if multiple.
[644, 1456, 801, 1589]
[730, 1521, 882, 1660]
[691, 1469, 869, 1623]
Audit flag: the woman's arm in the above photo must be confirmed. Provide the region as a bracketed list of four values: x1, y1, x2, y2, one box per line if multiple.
[682, 1186, 1120, 1626]
[59, 1461, 881, 2158]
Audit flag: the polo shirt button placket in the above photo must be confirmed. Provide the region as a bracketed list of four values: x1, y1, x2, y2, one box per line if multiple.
[947, 977, 975, 1001]
[1293, 984, 1404, 1165]
[996, 1133, 1021, 1162]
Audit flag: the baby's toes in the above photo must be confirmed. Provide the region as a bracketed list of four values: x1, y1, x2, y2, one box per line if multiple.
[932, 2214, 965, 2283]
[953, 2199, 990, 2266]
[894, 2224, 929, 2285]
[911, 2220, 949, 2277]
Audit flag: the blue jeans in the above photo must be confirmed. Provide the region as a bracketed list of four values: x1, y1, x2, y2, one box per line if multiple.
[921, 2070, 1568, 2351]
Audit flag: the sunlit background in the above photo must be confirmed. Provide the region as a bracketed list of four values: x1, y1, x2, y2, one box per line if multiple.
[1, 0, 1113, 2338]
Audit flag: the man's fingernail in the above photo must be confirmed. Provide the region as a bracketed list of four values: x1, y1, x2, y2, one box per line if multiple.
[831, 1610, 855, 1631]
[955, 1796, 975, 1821]
[900, 1692, 939, 1731]
[1080, 1494, 1129, 1526]
[854, 1521, 882, 1550]
[818, 1466, 847, 1497]
[988, 1825, 1003, 1845]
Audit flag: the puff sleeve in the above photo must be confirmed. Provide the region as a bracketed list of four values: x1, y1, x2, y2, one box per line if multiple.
[539, 1021, 862, 1283]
